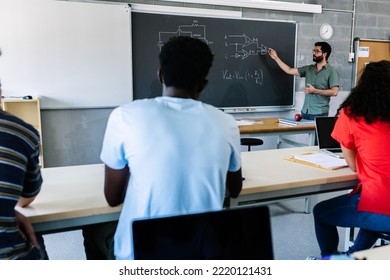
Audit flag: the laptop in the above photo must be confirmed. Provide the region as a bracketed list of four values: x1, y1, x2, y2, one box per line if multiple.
[132, 205, 273, 260]
[315, 116, 344, 158]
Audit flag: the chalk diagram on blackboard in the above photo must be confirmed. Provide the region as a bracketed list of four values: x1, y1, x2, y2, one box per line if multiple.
[157, 20, 213, 50]
[224, 34, 269, 60]
[155, 21, 266, 86]
[221, 34, 269, 86]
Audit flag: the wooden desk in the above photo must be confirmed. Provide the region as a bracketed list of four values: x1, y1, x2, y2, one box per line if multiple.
[230, 146, 357, 207]
[238, 117, 316, 147]
[18, 146, 357, 233]
[16, 164, 121, 233]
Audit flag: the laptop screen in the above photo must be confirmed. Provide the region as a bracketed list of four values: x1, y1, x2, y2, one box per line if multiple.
[315, 116, 341, 150]
[132, 205, 274, 260]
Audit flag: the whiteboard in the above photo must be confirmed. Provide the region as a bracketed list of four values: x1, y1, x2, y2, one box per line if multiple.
[0, 0, 132, 109]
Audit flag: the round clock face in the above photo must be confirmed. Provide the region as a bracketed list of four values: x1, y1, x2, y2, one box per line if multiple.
[319, 23, 333, 40]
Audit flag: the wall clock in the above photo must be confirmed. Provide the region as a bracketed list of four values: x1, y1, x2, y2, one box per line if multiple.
[319, 23, 333, 40]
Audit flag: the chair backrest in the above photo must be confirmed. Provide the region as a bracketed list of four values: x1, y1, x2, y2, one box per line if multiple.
[132, 205, 274, 260]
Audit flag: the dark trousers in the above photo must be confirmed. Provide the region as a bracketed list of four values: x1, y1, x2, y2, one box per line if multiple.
[17, 234, 48, 260]
[301, 111, 328, 145]
[313, 192, 390, 257]
[82, 221, 118, 260]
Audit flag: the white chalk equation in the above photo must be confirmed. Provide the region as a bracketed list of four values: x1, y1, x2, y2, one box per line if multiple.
[222, 68, 264, 85]
[225, 34, 269, 60]
[157, 20, 213, 50]
[156, 21, 266, 86]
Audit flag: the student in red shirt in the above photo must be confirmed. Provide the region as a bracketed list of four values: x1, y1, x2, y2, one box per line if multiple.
[312, 60, 390, 257]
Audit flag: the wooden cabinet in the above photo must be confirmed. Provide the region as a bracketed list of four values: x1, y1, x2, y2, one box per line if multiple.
[1, 98, 44, 167]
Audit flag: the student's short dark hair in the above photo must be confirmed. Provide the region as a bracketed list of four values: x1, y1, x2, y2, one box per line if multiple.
[159, 36, 214, 91]
[315, 42, 332, 61]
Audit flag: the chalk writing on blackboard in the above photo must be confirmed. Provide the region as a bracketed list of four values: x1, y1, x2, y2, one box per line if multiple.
[132, 11, 296, 109]
[157, 20, 213, 50]
[222, 68, 264, 85]
[224, 35, 269, 60]
[155, 20, 266, 86]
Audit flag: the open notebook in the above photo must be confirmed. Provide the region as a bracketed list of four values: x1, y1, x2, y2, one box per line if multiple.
[315, 116, 344, 158]
[286, 152, 348, 170]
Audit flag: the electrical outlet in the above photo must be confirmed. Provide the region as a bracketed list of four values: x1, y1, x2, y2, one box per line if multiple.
[348, 53, 355, 63]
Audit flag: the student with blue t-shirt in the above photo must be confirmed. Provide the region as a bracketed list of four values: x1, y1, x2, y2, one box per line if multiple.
[97, 36, 242, 260]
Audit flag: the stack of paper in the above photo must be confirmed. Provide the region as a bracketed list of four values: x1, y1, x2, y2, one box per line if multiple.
[236, 119, 262, 126]
[286, 152, 348, 170]
[278, 118, 315, 126]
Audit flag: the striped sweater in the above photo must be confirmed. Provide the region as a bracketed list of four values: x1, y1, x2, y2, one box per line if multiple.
[0, 110, 42, 260]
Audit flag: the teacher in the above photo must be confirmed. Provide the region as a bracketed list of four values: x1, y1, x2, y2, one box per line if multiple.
[268, 42, 340, 120]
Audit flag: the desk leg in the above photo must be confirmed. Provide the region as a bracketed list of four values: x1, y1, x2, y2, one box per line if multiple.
[304, 197, 311, 214]
[344, 227, 354, 251]
[276, 135, 282, 149]
[308, 132, 315, 146]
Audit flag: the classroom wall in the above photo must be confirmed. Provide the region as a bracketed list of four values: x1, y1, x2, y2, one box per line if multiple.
[41, 0, 390, 167]
[41, 108, 112, 167]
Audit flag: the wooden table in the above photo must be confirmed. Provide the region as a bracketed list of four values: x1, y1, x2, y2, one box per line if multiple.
[17, 146, 357, 233]
[238, 117, 316, 147]
[16, 164, 121, 233]
[230, 146, 357, 207]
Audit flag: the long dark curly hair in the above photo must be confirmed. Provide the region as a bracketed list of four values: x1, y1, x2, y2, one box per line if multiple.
[337, 60, 390, 124]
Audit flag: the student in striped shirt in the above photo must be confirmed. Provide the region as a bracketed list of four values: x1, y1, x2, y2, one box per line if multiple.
[0, 73, 45, 259]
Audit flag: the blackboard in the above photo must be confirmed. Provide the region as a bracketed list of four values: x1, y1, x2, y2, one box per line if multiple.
[0, 0, 132, 109]
[131, 11, 297, 112]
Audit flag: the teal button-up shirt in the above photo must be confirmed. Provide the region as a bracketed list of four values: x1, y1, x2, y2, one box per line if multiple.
[298, 63, 339, 115]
